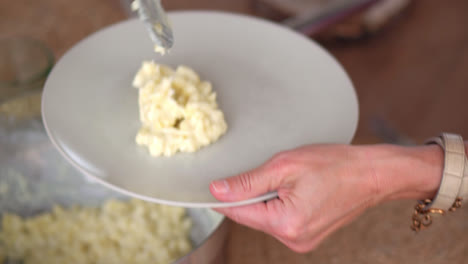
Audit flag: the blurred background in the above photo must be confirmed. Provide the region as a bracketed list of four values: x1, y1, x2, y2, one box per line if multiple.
[3, 0, 467, 144]
[1, 0, 468, 263]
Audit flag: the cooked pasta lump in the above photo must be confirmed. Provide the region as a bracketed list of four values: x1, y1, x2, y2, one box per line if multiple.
[0, 199, 192, 264]
[133, 61, 228, 157]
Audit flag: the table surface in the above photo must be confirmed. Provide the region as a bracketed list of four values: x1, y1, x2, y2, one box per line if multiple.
[2, 0, 468, 263]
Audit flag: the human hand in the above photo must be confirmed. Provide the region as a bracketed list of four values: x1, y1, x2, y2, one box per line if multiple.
[209, 144, 442, 252]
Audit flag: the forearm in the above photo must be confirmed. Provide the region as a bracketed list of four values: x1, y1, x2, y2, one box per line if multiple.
[366, 142, 468, 202]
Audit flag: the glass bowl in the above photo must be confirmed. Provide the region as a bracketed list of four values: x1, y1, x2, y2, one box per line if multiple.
[0, 38, 227, 264]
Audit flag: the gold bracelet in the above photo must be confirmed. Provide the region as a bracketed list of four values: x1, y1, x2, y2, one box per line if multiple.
[411, 197, 462, 232]
[410, 133, 466, 232]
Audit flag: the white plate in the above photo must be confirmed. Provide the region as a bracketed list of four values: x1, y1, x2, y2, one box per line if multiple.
[42, 11, 358, 208]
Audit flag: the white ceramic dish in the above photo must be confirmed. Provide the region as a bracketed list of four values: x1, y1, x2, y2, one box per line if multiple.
[42, 11, 358, 208]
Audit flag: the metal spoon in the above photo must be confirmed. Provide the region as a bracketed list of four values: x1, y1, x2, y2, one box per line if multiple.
[135, 0, 173, 52]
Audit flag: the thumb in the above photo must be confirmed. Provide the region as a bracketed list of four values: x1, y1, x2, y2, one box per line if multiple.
[210, 162, 282, 202]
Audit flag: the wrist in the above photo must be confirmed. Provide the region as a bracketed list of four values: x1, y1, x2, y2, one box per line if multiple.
[364, 144, 444, 202]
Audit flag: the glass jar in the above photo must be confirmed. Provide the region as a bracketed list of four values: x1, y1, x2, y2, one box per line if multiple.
[0, 37, 125, 215]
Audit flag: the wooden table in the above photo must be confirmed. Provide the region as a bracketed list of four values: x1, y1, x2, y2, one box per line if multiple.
[3, 0, 468, 263]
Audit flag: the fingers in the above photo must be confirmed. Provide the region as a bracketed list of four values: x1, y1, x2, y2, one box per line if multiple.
[210, 166, 277, 202]
[210, 153, 291, 202]
[214, 198, 285, 233]
[214, 203, 268, 232]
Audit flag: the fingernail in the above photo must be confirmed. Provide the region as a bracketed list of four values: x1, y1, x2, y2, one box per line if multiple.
[211, 180, 229, 193]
